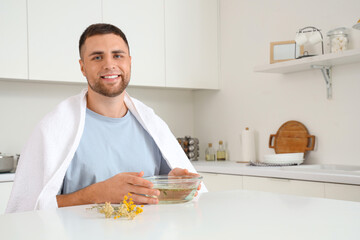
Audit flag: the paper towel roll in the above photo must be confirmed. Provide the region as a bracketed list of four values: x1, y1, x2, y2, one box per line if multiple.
[241, 127, 256, 163]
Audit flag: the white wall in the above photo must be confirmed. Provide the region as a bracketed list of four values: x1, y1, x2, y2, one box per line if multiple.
[194, 0, 360, 165]
[0, 80, 194, 156]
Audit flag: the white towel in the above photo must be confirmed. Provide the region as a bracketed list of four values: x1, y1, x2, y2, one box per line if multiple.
[6, 89, 206, 213]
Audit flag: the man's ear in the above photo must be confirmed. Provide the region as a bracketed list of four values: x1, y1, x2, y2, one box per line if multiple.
[79, 59, 86, 77]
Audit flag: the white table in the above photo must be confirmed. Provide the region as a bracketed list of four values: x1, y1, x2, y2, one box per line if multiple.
[1, 190, 360, 240]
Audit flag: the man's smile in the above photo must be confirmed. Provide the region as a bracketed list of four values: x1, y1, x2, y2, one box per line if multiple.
[100, 74, 122, 82]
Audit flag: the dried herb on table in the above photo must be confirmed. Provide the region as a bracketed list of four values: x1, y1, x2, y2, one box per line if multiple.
[88, 193, 144, 220]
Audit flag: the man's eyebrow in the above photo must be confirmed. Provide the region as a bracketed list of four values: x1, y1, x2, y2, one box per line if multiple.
[112, 50, 126, 54]
[88, 50, 126, 57]
[88, 51, 104, 57]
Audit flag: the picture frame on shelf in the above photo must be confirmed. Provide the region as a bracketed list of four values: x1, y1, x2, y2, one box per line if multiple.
[270, 40, 304, 64]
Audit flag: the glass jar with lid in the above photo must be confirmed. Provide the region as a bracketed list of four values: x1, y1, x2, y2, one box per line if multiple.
[327, 27, 349, 53]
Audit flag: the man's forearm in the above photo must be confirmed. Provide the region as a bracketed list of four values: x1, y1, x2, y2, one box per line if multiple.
[56, 182, 101, 208]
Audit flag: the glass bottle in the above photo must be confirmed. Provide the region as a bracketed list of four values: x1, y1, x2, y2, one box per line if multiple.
[205, 143, 215, 161]
[216, 140, 226, 161]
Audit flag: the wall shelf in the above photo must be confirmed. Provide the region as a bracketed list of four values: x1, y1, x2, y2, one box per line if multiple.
[254, 48, 360, 99]
[254, 48, 360, 74]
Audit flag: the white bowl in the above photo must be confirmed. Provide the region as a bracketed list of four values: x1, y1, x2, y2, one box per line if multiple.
[263, 153, 304, 164]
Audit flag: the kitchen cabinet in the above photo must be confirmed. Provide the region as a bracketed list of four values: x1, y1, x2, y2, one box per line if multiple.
[201, 173, 325, 198]
[0, 182, 13, 214]
[202, 173, 360, 202]
[325, 183, 360, 202]
[104, 0, 219, 89]
[1, 0, 220, 89]
[195, 162, 360, 201]
[27, 0, 102, 83]
[103, 0, 165, 87]
[243, 176, 325, 198]
[200, 172, 243, 192]
[164, 0, 219, 89]
[0, 0, 28, 79]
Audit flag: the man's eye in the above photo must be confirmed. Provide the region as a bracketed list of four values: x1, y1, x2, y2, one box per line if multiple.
[93, 56, 102, 60]
[114, 55, 123, 59]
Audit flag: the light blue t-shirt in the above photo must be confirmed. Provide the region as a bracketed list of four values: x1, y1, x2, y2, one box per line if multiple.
[61, 108, 171, 194]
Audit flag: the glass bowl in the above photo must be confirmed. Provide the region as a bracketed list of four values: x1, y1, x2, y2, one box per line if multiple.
[144, 175, 203, 204]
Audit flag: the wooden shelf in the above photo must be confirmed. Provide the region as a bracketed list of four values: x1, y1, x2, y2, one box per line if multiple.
[254, 48, 360, 73]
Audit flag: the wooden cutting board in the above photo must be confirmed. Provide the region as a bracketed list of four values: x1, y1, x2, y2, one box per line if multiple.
[269, 120, 315, 153]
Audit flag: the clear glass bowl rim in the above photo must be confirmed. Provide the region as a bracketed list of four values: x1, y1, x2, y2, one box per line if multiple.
[144, 175, 203, 183]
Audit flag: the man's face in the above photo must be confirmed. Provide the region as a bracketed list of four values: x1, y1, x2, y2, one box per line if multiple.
[79, 34, 131, 97]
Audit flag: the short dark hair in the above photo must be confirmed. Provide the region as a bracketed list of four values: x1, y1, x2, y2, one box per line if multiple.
[79, 23, 130, 58]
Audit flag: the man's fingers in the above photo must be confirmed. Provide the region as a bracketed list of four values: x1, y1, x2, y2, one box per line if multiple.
[170, 168, 197, 176]
[130, 185, 160, 197]
[131, 193, 159, 205]
[188, 172, 200, 177]
[124, 171, 144, 177]
[168, 167, 182, 176]
[126, 174, 153, 188]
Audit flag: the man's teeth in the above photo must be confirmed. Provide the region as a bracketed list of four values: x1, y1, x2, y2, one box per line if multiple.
[102, 75, 119, 79]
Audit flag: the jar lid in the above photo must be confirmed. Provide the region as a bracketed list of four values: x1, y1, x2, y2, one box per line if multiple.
[327, 27, 348, 36]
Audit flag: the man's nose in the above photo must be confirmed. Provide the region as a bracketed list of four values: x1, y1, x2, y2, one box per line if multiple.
[103, 56, 116, 70]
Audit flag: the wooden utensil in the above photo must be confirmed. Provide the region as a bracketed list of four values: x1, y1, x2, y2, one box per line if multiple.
[269, 120, 315, 153]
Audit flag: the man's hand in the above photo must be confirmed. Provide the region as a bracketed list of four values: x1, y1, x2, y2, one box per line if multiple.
[168, 168, 202, 196]
[57, 171, 160, 207]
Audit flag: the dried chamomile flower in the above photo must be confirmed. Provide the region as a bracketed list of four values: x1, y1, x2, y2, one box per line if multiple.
[91, 193, 144, 220]
[99, 202, 114, 218]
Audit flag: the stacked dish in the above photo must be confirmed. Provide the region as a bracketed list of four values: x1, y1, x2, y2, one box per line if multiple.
[263, 153, 304, 165]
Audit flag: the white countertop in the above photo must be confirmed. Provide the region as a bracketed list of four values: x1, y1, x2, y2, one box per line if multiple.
[192, 160, 360, 185]
[2, 161, 360, 185]
[0, 173, 15, 182]
[1, 190, 360, 239]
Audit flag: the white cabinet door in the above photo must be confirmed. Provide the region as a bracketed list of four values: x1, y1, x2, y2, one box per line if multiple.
[0, 0, 28, 79]
[165, 0, 219, 89]
[27, 0, 102, 83]
[0, 182, 13, 214]
[243, 176, 325, 198]
[103, 0, 166, 87]
[325, 183, 360, 202]
[200, 172, 242, 192]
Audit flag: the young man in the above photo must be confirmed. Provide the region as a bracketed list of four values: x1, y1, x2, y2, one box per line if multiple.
[7, 23, 204, 213]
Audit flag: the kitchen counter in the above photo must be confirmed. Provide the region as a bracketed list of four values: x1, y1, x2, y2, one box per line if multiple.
[0, 173, 15, 182]
[3, 161, 360, 185]
[1, 190, 359, 239]
[192, 160, 360, 185]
